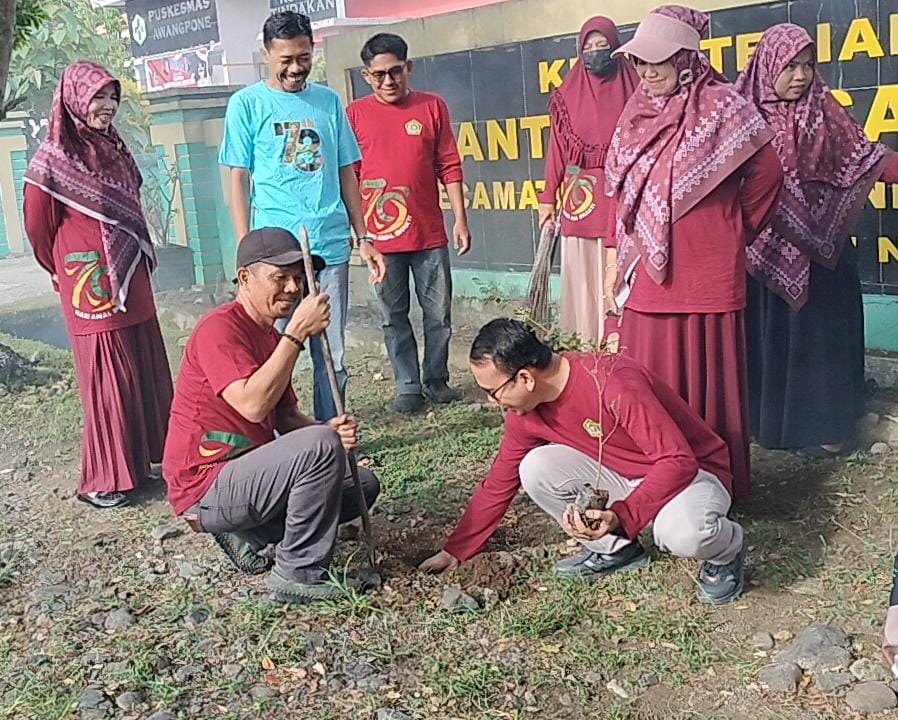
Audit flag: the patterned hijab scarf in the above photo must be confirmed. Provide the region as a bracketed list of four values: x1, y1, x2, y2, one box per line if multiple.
[604, 5, 774, 302]
[735, 24, 893, 309]
[24, 61, 155, 312]
[547, 16, 640, 170]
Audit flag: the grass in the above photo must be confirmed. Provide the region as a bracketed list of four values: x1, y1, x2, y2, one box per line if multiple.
[3, 315, 898, 719]
[0, 331, 81, 445]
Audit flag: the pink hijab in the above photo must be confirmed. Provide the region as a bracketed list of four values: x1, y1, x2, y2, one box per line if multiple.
[735, 24, 893, 309]
[548, 16, 640, 169]
[24, 61, 154, 312]
[604, 5, 774, 299]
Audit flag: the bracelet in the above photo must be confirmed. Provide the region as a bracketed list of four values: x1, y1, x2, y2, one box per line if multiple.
[281, 332, 305, 351]
[358, 235, 375, 244]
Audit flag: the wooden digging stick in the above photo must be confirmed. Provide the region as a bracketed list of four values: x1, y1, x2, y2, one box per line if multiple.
[298, 226, 376, 567]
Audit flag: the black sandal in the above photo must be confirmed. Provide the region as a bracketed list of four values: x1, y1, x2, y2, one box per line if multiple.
[77, 492, 129, 508]
[796, 444, 854, 459]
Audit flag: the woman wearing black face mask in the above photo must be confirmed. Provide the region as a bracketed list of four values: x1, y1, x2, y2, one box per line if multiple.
[582, 48, 616, 76]
[537, 17, 640, 346]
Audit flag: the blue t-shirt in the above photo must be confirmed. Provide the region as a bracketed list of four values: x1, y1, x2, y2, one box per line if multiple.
[219, 82, 361, 267]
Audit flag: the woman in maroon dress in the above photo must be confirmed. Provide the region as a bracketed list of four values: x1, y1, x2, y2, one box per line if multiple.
[537, 16, 639, 345]
[736, 24, 898, 458]
[23, 61, 173, 508]
[604, 5, 784, 499]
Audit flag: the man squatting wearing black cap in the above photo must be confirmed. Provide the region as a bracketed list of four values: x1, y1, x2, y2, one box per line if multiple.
[162, 228, 380, 603]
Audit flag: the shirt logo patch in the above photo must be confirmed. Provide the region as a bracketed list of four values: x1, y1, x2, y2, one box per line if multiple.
[64, 251, 116, 319]
[405, 119, 423, 136]
[582, 418, 603, 439]
[198, 431, 253, 461]
[361, 178, 413, 240]
[561, 166, 598, 222]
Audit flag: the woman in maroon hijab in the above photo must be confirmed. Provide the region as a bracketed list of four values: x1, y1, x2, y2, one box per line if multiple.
[605, 5, 784, 500]
[736, 24, 898, 458]
[23, 61, 173, 508]
[537, 16, 639, 346]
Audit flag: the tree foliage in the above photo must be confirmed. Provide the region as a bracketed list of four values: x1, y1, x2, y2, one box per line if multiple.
[14, 0, 45, 45]
[5, 0, 173, 244]
[5, 0, 137, 126]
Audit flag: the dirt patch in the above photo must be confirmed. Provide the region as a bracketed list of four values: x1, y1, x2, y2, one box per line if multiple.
[454, 551, 522, 595]
[3, 324, 898, 720]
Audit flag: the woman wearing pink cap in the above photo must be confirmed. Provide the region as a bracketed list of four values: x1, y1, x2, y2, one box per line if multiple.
[605, 5, 784, 500]
[735, 24, 898, 459]
[537, 16, 639, 345]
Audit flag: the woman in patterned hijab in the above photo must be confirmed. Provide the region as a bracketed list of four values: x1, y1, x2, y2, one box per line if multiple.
[736, 23, 898, 458]
[23, 62, 172, 508]
[604, 5, 784, 500]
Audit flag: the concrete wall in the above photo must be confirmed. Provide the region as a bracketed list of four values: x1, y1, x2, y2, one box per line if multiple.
[145, 87, 238, 286]
[324, 0, 773, 97]
[0, 114, 28, 258]
[216, 0, 269, 86]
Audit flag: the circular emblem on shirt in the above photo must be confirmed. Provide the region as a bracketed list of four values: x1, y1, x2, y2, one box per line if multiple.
[295, 128, 323, 173]
[405, 119, 423, 136]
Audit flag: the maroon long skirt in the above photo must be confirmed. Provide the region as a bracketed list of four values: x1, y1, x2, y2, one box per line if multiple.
[619, 308, 751, 500]
[69, 317, 173, 494]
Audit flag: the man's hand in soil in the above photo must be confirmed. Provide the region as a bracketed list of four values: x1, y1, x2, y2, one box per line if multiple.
[562, 505, 621, 542]
[418, 549, 459, 574]
[326, 414, 359, 452]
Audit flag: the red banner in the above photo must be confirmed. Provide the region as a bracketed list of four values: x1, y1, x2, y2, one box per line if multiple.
[145, 47, 211, 90]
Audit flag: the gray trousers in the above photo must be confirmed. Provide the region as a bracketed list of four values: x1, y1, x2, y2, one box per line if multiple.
[193, 425, 379, 583]
[519, 444, 743, 565]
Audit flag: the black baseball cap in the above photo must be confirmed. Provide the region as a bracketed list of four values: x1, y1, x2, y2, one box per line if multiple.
[236, 227, 325, 272]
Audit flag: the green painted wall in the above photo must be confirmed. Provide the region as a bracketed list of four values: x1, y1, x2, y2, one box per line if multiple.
[10, 150, 27, 249]
[0, 184, 8, 259]
[209, 145, 237, 278]
[175, 142, 225, 285]
[864, 296, 898, 353]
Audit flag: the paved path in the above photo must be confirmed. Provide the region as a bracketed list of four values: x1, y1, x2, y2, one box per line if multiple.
[0, 254, 56, 310]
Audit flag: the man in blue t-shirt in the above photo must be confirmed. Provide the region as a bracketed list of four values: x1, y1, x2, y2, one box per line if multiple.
[220, 11, 385, 421]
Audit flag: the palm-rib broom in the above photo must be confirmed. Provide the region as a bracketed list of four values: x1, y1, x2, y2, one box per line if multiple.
[526, 219, 561, 329]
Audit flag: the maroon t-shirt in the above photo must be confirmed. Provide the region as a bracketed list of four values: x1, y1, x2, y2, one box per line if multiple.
[443, 353, 732, 562]
[163, 302, 298, 515]
[23, 183, 156, 335]
[347, 91, 463, 254]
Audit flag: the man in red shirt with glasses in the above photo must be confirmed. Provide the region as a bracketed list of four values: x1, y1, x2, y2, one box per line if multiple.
[419, 318, 749, 605]
[347, 33, 471, 414]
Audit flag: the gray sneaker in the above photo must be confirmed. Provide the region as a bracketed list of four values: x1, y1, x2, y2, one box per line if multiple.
[266, 569, 363, 605]
[213, 532, 272, 575]
[553, 542, 649, 579]
[696, 539, 747, 605]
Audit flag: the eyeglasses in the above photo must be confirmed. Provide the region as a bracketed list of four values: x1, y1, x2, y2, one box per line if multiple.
[364, 63, 406, 86]
[483, 368, 522, 401]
